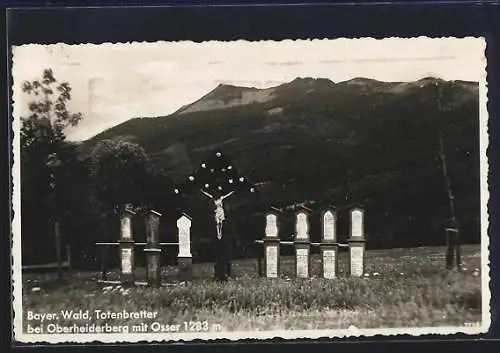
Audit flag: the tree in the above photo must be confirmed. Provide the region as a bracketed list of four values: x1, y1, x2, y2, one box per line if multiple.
[90, 139, 151, 212]
[21, 68, 82, 151]
[20, 69, 84, 217]
[434, 82, 462, 270]
[19, 68, 84, 267]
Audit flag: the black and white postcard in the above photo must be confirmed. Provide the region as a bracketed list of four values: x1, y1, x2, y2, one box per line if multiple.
[10, 37, 490, 343]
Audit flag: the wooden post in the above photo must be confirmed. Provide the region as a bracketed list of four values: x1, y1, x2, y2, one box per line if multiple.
[257, 245, 263, 277]
[348, 207, 366, 277]
[100, 246, 107, 281]
[263, 212, 280, 278]
[54, 221, 62, 280]
[321, 208, 338, 279]
[66, 244, 72, 277]
[177, 213, 193, 280]
[455, 230, 462, 269]
[294, 207, 311, 278]
[439, 136, 462, 270]
[119, 208, 136, 286]
[144, 210, 162, 287]
[445, 227, 460, 270]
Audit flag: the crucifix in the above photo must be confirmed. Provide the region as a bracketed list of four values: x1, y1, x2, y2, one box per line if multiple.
[173, 151, 256, 281]
[200, 189, 235, 240]
[174, 151, 255, 239]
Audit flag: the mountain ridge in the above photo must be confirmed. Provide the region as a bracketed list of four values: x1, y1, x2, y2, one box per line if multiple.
[89, 76, 478, 142]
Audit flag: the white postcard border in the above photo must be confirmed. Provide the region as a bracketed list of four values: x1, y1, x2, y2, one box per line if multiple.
[10, 37, 491, 343]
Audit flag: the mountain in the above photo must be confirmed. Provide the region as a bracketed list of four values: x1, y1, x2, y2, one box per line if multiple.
[81, 77, 480, 251]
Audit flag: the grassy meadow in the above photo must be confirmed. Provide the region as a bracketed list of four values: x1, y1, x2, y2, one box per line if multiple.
[22, 245, 483, 332]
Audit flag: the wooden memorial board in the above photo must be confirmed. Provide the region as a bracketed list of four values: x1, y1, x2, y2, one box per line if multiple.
[145, 210, 161, 244]
[177, 214, 192, 258]
[351, 208, 364, 239]
[296, 212, 309, 241]
[349, 245, 364, 277]
[265, 244, 279, 278]
[323, 249, 337, 279]
[120, 214, 132, 240]
[296, 247, 309, 278]
[121, 247, 133, 275]
[265, 213, 278, 238]
[322, 210, 336, 242]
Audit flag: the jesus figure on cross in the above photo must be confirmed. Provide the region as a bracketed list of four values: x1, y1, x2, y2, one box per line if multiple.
[200, 189, 235, 239]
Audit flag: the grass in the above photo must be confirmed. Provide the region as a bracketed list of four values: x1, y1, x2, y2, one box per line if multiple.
[21, 245, 483, 333]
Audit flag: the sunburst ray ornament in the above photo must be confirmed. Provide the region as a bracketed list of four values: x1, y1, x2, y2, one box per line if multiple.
[173, 151, 257, 241]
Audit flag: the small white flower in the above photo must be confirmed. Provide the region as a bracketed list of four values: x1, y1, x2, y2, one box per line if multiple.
[205, 183, 209, 188]
[229, 179, 233, 184]
[373, 272, 380, 276]
[239, 177, 244, 182]
[201, 163, 206, 168]
[228, 165, 232, 170]
[188, 176, 194, 181]
[364, 273, 370, 277]
[31, 287, 41, 292]
[400, 272, 404, 275]
[218, 186, 222, 190]
[216, 152, 222, 157]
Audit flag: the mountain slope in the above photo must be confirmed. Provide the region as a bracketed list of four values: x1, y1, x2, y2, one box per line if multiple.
[82, 77, 480, 250]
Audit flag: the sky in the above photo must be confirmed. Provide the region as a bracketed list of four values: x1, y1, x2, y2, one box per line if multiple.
[12, 37, 486, 141]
